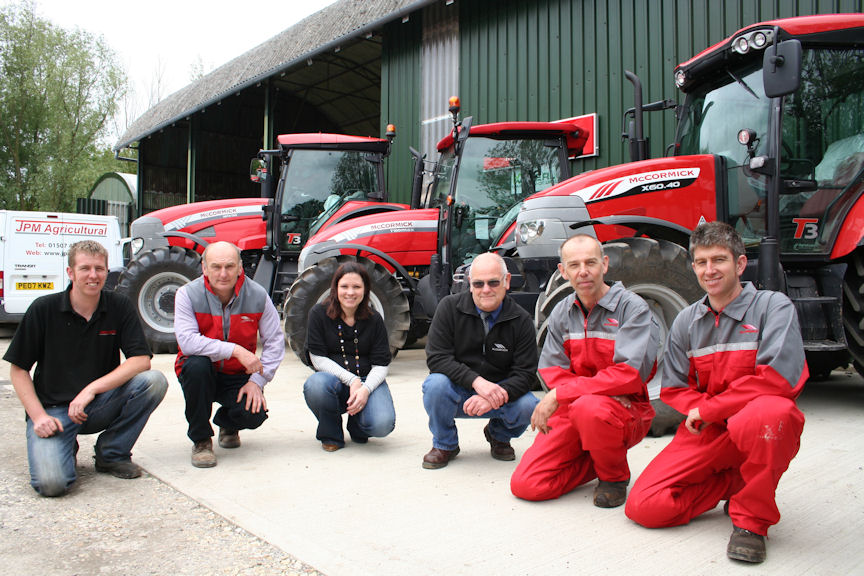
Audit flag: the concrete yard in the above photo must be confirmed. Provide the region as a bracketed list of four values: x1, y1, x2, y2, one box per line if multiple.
[3, 339, 864, 575]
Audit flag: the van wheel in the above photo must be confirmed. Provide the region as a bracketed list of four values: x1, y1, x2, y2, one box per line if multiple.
[283, 255, 411, 365]
[116, 246, 201, 354]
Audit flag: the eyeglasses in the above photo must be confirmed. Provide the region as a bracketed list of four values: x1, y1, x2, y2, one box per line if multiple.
[470, 278, 503, 289]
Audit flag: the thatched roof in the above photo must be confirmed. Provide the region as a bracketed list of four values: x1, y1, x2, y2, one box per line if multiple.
[115, 0, 434, 150]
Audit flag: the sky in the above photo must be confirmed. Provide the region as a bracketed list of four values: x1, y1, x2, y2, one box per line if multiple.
[9, 0, 339, 138]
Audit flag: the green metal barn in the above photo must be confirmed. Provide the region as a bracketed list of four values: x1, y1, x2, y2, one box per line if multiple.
[115, 0, 863, 212]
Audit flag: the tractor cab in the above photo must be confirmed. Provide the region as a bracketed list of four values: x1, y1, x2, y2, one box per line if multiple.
[673, 20, 864, 261]
[252, 131, 396, 256]
[426, 99, 589, 274]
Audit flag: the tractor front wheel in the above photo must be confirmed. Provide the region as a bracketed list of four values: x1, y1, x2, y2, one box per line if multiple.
[115, 246, 202, 354]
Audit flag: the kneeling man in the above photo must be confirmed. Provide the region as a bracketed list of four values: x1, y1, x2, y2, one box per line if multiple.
[625, 222, 808, 564]
[511, 235, 658, 507]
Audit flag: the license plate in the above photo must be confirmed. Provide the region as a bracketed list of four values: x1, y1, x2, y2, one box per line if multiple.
[16, 282, 54, 290]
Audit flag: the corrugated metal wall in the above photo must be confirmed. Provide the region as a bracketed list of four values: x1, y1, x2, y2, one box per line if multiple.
[381, 16, 423, 201]
[456, 0, 864, 176]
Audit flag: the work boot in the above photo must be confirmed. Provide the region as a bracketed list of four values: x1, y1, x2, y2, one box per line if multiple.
[192, 439, 217, 468]
[94, 456, 142, 479]
[483, 424, 515, 461]
[422, 446, 460, 469]
[727, 525, 766, 563]
[593, 480, 629, 508]
[218, 427, 241, 449]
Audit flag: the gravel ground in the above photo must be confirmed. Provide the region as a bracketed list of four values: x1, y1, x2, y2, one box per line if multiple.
[0, 381, 324, 576]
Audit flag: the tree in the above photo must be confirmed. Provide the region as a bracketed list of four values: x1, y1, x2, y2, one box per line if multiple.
[0, 1, 128, 212]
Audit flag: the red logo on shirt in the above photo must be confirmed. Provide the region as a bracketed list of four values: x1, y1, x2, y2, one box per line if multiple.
[604, 318, 619, 327]
[98, 330, 117, 336]
[740, 324, 758, 334]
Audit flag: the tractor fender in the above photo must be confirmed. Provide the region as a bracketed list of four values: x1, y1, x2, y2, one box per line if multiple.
[162, 230, 210, 253]
[830, 194, 864, 259]
[299, 241, 418, 292]
[570, 216, 692, 248]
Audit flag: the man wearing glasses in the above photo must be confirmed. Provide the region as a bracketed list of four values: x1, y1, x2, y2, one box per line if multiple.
[511, 235, 659, 508]
[421, 252, 539, 469]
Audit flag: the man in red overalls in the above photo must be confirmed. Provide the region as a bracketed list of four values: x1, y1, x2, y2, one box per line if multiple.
[626, 222, 808, 564]
[511, 235, 658, 507]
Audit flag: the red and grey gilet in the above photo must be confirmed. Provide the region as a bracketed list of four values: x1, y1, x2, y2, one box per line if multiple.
[660, 282, 809, 424]
[174, 273, 268, 376]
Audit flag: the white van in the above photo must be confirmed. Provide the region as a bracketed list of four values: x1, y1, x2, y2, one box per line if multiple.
[0, 211, 124, 323]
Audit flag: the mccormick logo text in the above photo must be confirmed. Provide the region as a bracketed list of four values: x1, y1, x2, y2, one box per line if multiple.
[574, 168, 701, 203]
[739, 324, 759, 334]
[14, 219, 108, 236]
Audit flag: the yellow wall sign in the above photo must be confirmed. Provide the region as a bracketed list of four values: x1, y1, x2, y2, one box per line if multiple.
[16, 282, 54, 290]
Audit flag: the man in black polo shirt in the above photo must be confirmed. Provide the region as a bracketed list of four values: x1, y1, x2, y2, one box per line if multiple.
[4, 240, 168, 497]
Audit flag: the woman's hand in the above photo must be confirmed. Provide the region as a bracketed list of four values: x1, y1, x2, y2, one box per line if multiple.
[347, 378, 370, 415]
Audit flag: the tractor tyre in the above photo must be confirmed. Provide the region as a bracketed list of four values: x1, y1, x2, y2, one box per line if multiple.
[283, 255, 411, 365]
[115, 246, 202, 354]
[534, 237, 700, 435]
[842, 247, 864, 378]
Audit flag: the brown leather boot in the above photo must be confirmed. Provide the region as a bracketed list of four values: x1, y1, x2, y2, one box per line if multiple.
[191, 439, 217, 468]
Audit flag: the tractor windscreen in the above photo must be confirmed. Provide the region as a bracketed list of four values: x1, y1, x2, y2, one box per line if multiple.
[279, 149, 381, 251]
[434, 135, 564, 266]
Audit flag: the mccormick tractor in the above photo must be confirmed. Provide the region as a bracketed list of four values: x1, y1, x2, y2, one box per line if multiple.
[116, 131, 407, 353]
[516, 13, 864, 381]
[284, 101, 593, 359]
[287, 14, 864, 430]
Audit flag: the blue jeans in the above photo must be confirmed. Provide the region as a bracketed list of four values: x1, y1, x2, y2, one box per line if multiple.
[303, 372, 396, 447]
[25, 370, 168, 497]
[422, 373, 539, 450]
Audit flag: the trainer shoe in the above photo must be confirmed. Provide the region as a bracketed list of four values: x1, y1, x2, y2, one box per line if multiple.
[191, 439, 217, 468]
[483, 424, 515, 461]
[94, 456, 142, 479]
[727, 525, 766, 563]
[218, 427, 241, 449]
[593, 480, 629, 508]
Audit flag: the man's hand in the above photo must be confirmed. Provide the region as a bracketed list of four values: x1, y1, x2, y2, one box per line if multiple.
[68, 388, 96, 424]
[346, 378, 370, 416]
[237, 381, 267, 414]
[471, 377, 508, 409]
[463, 394, 493, 416]
[685, 407, 706, 435]
[531, 388, 558, 434]
[233, 345, 263, 375]
[32, 413, 64, 438]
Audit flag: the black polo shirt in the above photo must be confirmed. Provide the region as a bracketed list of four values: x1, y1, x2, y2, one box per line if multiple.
[4, 285, 152, 406]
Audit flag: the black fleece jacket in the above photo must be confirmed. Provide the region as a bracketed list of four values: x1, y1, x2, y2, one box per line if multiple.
[425, 291, 538, 402]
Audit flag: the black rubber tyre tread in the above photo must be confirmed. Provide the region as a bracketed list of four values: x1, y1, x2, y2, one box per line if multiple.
[283, 255, 411, 365]
[842, 247, 864, 377]
[115, 246, 201, 354]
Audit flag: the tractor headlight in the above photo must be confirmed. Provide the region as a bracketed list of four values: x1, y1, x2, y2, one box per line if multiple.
[518, 220, 545, 244]
[130, 237, 144, 256]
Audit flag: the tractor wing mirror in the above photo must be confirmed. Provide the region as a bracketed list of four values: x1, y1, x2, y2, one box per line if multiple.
[763, 38, 801, 98]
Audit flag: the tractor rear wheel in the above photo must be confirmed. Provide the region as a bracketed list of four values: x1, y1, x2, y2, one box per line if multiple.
[283, 255, 411, 365]
[534, 237, 701, 436]
[843, 247, 864, 377]
[115, 246, 201, 354]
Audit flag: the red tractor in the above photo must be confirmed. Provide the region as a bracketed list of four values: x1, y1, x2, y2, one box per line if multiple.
[288, 15, 864, 433]
[284, 101, 593, 359]
[516, 13, 864, 383]
[117, 131, 407, 352]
